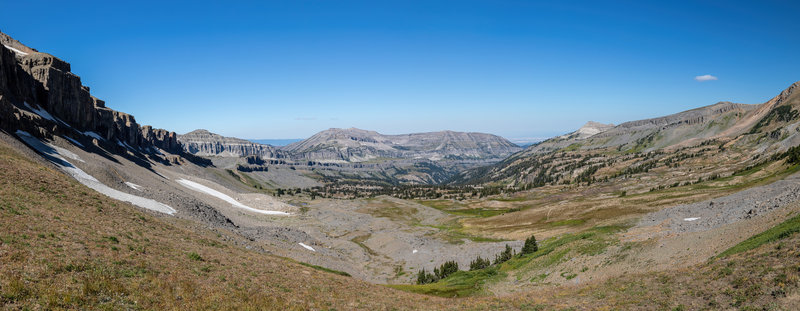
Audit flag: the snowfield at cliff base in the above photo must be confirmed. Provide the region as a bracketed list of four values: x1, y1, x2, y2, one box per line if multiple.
[15, 130, 177, 215]
[177, 178, 290, 215]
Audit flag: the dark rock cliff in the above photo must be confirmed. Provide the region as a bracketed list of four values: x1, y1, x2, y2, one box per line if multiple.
[0, 30, 178, 153]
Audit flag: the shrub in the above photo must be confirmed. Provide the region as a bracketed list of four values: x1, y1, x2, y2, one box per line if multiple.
[187, 252, 204, 261]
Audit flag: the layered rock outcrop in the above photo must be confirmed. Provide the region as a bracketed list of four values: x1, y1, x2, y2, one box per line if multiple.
[0, 30, 179, 153]
[178, 129, 286, 159]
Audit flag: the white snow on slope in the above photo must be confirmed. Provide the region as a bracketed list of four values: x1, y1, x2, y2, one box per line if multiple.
[51, 144, 84, 163]
[22, 102, 73, 129]
[23, 102, 56, 122]
[82, 131, 105, 141]
[176, 179, 290, 215]
[683, 217, 700, 221]
[15, 130, 176, 215]
[63, 136, 84, 148]
[115, 140, 137, 151]
[299, 243, 316, 251]
[125, 182, 142, 191]
[3, 45, 28, 56]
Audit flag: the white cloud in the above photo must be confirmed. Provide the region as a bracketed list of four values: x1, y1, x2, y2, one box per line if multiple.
[694, 74, 718, 82]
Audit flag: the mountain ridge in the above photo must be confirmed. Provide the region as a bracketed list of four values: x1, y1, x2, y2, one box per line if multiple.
[179, 127, 521, 163]
[522, 101, 757, 155]
[282, 127, 521, 163]
[178, 129, 286, 159]
[450, 81, 800, 186]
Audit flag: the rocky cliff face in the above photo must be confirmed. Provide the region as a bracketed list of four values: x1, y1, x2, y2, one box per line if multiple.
[0, 30, 178, 153]
[282, 128, 521, 162]
[178, 129, 286, 158]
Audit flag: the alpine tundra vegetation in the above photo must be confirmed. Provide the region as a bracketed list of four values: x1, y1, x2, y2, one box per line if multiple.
[2, 1, 800, 310]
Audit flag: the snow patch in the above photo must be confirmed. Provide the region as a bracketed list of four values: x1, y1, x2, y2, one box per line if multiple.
[3, 45, 28, 56]
[115, 140, 136, 151]
[22, 102, 72, 129]
[63, 136, 84, 148]
[683, 217, 700, 221]
[15, 130, 176, 215]
[82, 131, 105, 141]
[52, 145, 84, 163]
[299, 243, 316, 251]
[18, 131, 84, 163]
[412, 249, 418, 254]
[125, 182, 142, 191]
[177, 179, 290, 215]
[23, 102, 55, 122]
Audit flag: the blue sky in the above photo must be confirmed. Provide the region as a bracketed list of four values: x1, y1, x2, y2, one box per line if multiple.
[2, 1, 799, 141]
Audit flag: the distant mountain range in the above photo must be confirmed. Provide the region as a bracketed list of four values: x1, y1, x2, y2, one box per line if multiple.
[282, 127, 521, 162]
[179, 128, 520, 162]
[2, 26, 799, 189]
[4, 29, 800, 310]
[177, 127, 522, 184]
[247, 138, 302, 146]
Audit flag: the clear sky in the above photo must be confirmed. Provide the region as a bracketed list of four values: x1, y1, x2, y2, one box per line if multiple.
[2, 1, 799, 142]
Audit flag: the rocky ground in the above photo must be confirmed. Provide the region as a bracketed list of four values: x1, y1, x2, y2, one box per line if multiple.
[10, 130, 522, 284]
[636, 171, 800, 236]
[18, 125, 800, 289]
[225, 194, 523, 283]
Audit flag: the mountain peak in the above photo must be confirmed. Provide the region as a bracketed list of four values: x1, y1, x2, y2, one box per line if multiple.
[0, 30, 38, 56]
[184, 129, 212, 135]
[178, 129, 284, 158]
[575, 121, 614, 138]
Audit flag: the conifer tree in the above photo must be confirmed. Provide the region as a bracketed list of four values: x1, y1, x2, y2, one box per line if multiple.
[520, 234, 538, 256]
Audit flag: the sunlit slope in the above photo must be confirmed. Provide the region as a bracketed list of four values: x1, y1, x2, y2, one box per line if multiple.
[0, 135, 436, 310]
[451, 82, 800, 190]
